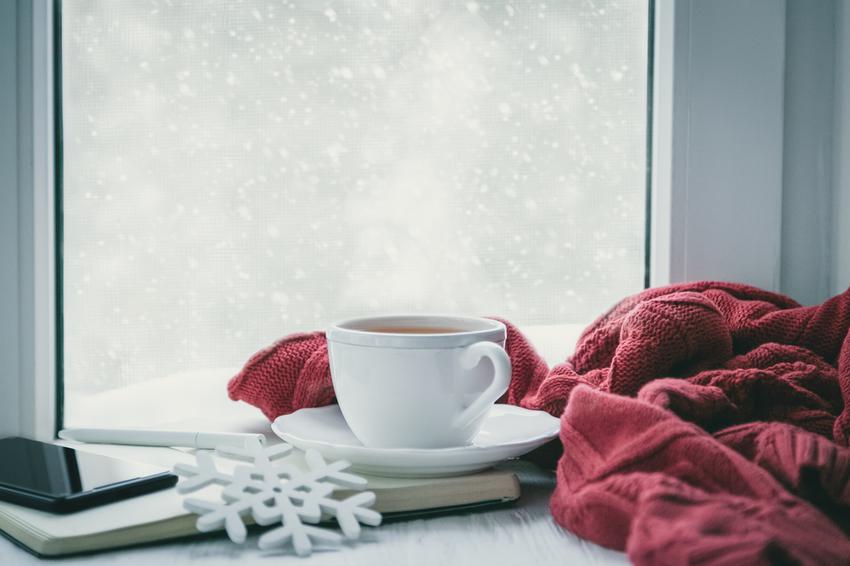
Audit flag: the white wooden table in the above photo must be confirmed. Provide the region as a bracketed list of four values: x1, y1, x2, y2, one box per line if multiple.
[0, 460, 627, 566]
[1, 325, 629, 564]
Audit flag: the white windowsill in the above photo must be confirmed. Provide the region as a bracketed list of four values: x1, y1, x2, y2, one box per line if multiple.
[30, 321, 631, 566]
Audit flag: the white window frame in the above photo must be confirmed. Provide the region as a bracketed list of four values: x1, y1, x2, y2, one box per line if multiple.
[651, 0, 786, 288]
[3, 0, 827, 439]
[834, 2, 850, 296]
[1, 0, 57, 441]
[0, 0, 57, 439]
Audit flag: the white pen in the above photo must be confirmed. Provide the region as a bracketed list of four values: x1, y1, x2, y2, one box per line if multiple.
[58, 428, 266, 450]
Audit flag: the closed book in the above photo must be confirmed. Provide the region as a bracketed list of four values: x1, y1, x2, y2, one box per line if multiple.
[0, 446, 520, 557]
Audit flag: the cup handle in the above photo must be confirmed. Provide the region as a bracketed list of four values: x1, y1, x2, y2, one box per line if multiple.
[452, 341, 512, 429]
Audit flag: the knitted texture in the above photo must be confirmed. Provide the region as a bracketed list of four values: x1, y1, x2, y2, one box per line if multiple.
[227, 331, 333, 420]
[228, 281, 850, 564]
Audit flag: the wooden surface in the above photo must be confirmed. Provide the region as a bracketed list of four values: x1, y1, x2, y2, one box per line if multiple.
[0, 461, 628, 565]
[1, 325, 629, 564]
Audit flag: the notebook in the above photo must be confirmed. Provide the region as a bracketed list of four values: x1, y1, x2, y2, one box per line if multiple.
[0, 445, 520, 557]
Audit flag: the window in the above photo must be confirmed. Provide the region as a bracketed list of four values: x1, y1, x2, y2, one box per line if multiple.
[59, 0, 649, 426]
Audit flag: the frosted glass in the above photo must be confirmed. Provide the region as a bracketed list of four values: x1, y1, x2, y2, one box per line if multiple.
[61, 0, 648, 410]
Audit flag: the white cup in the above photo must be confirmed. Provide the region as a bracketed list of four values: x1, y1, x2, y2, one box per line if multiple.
[326, 315, 512, 449]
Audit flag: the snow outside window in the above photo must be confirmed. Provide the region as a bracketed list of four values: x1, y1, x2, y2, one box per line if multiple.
[60, 0, 649, 425]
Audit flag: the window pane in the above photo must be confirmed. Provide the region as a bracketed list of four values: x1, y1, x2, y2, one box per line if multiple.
[61, 0, 648, 423]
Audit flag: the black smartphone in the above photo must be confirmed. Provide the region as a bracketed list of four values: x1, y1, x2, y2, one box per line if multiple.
[0, 437, 177, 513]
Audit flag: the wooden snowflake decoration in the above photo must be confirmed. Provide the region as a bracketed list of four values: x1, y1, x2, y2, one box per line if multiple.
[173, 440, 382, 557]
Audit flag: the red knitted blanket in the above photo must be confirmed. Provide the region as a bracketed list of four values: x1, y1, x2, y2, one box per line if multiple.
[228, 282, 850, 565]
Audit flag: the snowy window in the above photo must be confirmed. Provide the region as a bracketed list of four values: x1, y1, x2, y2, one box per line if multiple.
[60, 0, 649, 424]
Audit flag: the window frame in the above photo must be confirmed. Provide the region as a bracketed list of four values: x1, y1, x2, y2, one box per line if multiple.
[3, 0, 793, 439]
[1, 0, 58, 441]
[650, 0, 786, 289]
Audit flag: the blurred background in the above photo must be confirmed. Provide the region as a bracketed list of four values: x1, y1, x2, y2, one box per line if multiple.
[60, 0, 648, 408]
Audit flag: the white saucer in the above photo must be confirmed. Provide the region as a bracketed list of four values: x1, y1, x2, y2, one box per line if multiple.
[271, 404, 560, 478]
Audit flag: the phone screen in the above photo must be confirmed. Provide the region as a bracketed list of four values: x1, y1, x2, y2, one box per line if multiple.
[0, 437, 171, 497]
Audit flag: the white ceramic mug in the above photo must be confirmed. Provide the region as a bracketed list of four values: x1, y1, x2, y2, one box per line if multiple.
[326, 315, 512, 449]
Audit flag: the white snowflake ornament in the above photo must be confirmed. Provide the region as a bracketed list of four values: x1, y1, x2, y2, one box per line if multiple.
[173, 440, 382, 557]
